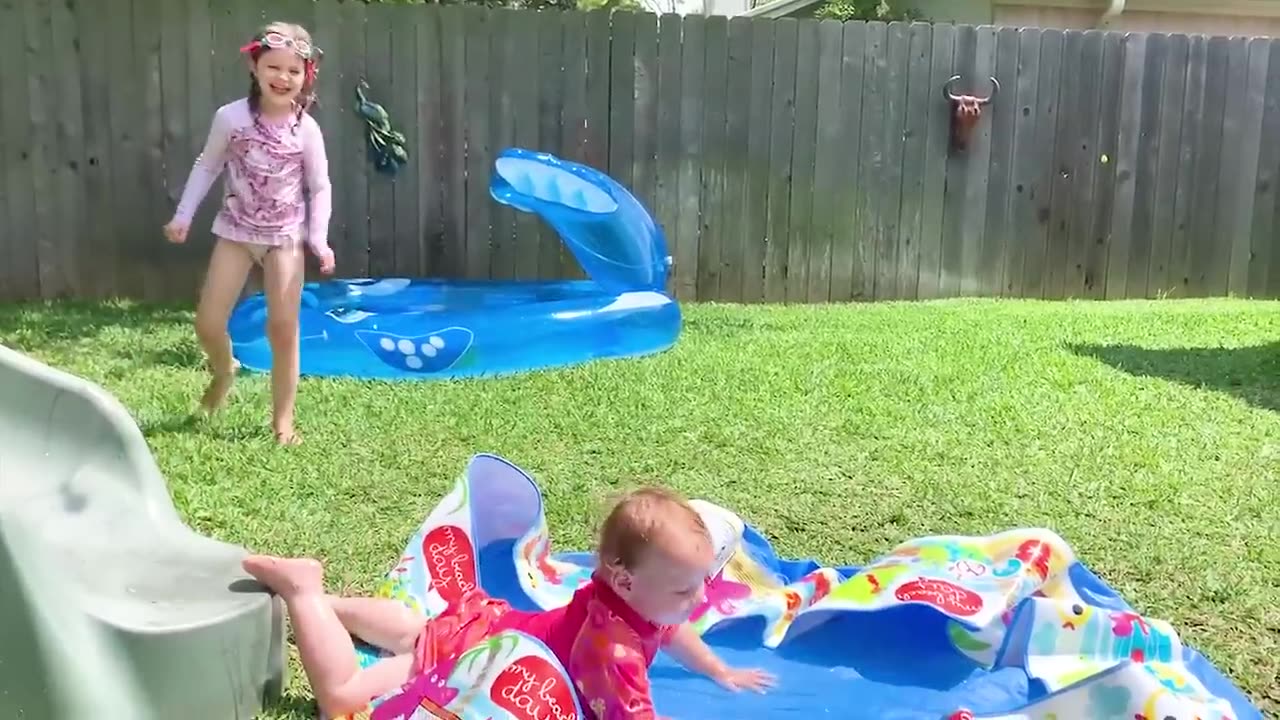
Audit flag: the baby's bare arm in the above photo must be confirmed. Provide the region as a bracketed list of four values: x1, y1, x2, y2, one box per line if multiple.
[664, 624, 729, 678]
[665, 625, 777, 693]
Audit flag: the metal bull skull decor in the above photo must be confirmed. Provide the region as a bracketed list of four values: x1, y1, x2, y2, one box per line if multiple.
[943, 74, 999, 152]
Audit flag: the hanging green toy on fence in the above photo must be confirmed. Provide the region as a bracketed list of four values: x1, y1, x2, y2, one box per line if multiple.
[355, 80, 409, 176]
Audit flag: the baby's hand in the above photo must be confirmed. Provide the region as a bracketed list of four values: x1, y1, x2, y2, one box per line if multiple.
[712, 666, 776, 693]
[316, 247, 336, 275]
[163, 220, 188, 244]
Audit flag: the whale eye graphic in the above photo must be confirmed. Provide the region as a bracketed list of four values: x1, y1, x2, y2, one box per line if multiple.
[326, 307, 374, 324]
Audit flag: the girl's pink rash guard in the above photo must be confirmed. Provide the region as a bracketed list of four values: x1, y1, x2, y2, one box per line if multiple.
[173, 98, 332, 255]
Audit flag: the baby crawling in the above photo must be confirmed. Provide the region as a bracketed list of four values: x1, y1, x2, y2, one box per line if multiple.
[244, 487, 775, 719]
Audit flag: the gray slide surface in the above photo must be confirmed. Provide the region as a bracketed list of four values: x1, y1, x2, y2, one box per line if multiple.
[0, 344, 286, 719]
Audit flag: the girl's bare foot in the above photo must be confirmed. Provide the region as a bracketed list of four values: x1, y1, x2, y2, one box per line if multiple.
[242, 555, 325, 598]
[274, 426, 302, 446]
[198, 373, 235, 414]
[198, 360, 240, 415]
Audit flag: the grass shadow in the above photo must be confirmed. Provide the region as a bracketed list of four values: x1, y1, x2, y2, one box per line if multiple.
[260, 693, 318, 720]
[0, 300, 192, 352]
[0, 300, 216, 377]
[144, 343, 207, 370]
[1069, 341, 1280, 412]
[138, 414, 205, 438]
[138, 414, 274, 443]
[0, 298, 193, 366]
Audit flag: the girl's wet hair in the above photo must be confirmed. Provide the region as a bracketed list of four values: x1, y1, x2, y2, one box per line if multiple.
[597, 487, 711, 572]
[242, 21, 321, 125]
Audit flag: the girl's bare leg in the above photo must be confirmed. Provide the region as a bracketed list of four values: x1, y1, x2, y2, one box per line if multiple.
[243, 555, 415, 717]
[261, 245, 306, 444]
[194, 239, 253, 413]
[328, 596, 426, 655]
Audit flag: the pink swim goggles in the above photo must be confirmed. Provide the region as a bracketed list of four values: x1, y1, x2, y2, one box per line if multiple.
[239, 31, 323, 61]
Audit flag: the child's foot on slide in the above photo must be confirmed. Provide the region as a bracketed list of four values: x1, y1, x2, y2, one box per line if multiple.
[243, 555, 325, 598]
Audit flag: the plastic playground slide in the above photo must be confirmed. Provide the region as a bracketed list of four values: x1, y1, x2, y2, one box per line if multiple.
[0, 344, 286, 720]
[339, 454, 1262, 720]
[1, 514, 155, 719]
[228, 148, 682, 380]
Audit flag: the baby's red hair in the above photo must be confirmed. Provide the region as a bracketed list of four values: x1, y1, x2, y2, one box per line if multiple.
[598, 487, 711, 572]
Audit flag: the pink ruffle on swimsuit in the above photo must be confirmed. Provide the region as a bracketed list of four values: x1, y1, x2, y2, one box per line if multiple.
[411, 573, 677, 719]
[173, 98, 332, 258]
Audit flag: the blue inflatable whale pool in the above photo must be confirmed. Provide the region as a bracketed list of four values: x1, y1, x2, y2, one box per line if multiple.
[228, 148, 680, 380]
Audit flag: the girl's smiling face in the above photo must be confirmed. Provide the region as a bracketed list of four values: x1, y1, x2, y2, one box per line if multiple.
[251, 47, 306, 112]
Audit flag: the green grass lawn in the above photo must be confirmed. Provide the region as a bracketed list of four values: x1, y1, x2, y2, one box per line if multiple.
[1, 297, 1277, 716]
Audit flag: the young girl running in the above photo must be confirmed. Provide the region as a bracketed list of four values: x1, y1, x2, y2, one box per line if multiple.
[163, 22, 334, 445]
[243, 487, 776, 719]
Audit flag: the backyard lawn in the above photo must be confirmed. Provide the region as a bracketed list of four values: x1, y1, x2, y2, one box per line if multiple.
[1, 297, 1276, 716]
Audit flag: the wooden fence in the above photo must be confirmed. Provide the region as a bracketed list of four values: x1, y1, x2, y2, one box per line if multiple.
[995, 2, 1280, 40]
[1, 0, 1278, 303]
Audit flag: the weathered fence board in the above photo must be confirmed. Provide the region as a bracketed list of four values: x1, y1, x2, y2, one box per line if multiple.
[1044, 29, 1081, 300]
[916, 21, 952, 300]
[1083, 31, 1122, 300]
[558, 10, 590, 278]
[510, 12, 542, 280]
[958, 25, 996, 298]
[893, 22, 930, 301]
[1108, 32, 1148, 300]
[365, 7, 395, 277]
[1021, 28, 1064, 299]
[1253, 41, 1280, 297]
[631, 15, 660, 221]
[1126, 31, 1165, 299]
[608, 12, 637, 194]
[1224, 38, 1271, 298]
[1193, 36, 1232, 297]
[415, 8, 445, 277]
[2, 1, 1278, 303]
[741, 17, 775, 304]
[487, 9, 514, 280]
[462, 8, 492, 280]
[160, 0, 194, 295]
[536, 11, 567, 279]
[49, 0, 86, 299]
[77, 0, 122, 299]
[25, 0, 59, 299]
[786, 19, 820, 304]
[719, 17, 752, 303]
[698, 16, 729, 302]
[979, 26, 1017, 299]
[1002, 28, 1040, 298]
[875, 22, 908, 301]
[310, 0, 343, 269]
[853, 21, 884, 301]
[939, 23, 977, 298]
[0, 0, 37, 301]
[491, 9, 517, 278]
[653, 14, 683, 293]
[763, 18, 795, 304]
[1149, 32, 1189, 297]
[676, 15, 706, 301]
[106, 0, 146, 298]
[585, 12, 611, 173]
[393, 6, 424, 278]
[339, 0, 371, 278]
[808, 19, 844, 304]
